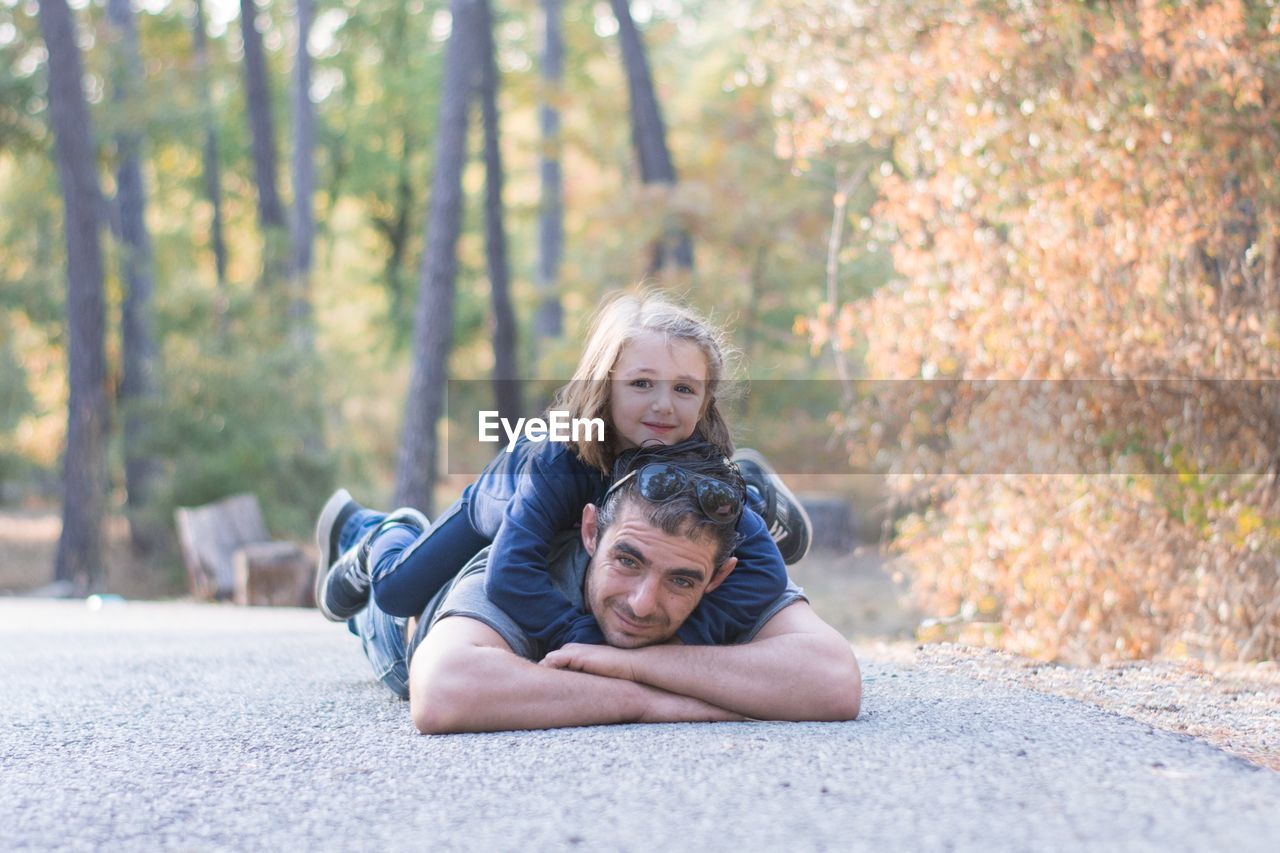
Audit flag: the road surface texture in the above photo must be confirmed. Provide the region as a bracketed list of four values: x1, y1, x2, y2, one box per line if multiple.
[3, 600, 1277, 852]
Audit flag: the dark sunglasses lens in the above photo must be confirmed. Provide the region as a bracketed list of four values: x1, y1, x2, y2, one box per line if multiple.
[637, 464, 687, 500]
[696, 481, 741, 522]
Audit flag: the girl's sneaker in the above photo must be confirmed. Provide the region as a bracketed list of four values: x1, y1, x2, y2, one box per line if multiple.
[733, 449, 813, 565]
[314, 489, 428, 621]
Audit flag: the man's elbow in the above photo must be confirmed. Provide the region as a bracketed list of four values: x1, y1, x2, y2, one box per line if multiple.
[831, 665, 861, 721]
[409, 652, 484, 734]
[815, 643, 861, 721]
[412, 691, 462, 735]
[411, 677, 461, 734]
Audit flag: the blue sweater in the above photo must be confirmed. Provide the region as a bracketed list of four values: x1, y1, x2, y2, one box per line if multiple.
[471, 437, 789, 648]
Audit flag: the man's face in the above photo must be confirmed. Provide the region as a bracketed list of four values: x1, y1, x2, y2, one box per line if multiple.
[580, 502, 734, 648]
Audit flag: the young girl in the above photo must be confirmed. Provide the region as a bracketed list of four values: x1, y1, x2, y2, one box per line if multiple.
[315, 291, 810, 647]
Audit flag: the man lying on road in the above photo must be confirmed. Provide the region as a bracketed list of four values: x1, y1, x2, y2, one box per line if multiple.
[313, 442, 861, 733]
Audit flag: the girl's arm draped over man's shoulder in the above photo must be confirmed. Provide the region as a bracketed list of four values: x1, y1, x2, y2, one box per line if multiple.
[481, 441, 609, 647]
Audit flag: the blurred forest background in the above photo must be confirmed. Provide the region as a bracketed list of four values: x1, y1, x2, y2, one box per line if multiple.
[2, 0, 1278, 664]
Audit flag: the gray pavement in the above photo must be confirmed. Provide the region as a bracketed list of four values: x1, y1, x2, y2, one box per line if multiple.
[2, 599, 1277, 852]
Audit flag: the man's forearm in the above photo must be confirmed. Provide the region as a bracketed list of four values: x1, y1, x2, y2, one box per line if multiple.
[542, 607, 861, 722]
[410, 635, 739, 734]
[623, 633, 859, 721]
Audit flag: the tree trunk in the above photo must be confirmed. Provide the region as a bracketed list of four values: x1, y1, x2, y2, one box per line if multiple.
[608, 0, 692, 274]
[287, 0, 324, 459]
[393, 0, 483, 513]
[477, 0, 522, 424]
[106, 0, 160, 554]
[745, 243, 765, 363]
[363, 1, 416, 350]
[378, 143, 415, 343]
[370, 1, 416, 349]
[534, 0, 565, 357]
[288, 0, 315, 353]
[239, 0, 287, 284]
[192, 0, 228, 288]
[39, 0, 109, 591]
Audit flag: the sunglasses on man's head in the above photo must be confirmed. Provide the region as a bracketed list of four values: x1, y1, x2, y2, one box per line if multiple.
[604, 462, 743, 524]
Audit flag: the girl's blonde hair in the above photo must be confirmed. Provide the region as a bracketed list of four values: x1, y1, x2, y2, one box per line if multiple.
[554, 290, 735, 474]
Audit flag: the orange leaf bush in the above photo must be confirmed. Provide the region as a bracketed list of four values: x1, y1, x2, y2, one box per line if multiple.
[763, 0, 1280, 662]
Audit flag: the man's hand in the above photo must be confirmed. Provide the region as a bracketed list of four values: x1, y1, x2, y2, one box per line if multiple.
[539, 643, 637, 682]
[540, 644, 747, 723]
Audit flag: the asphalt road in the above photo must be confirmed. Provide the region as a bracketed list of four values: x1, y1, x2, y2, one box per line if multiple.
[2, 600, 1277, 852]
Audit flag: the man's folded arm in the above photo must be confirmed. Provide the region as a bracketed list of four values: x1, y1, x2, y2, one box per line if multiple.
[542, 601, 861, 723]
[408, 616, 742, 734]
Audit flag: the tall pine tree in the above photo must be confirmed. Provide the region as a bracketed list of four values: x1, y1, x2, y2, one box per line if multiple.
[106, 0, 160, 554]
[394, 0, 484, 513]
[478, 0, 522, 423]
[609, 0, 692, 273]
[39, 0, 109, 591]
[239, 0, 287, 285]
[192, 0, 228, 287]
[534, 0, 565, 358]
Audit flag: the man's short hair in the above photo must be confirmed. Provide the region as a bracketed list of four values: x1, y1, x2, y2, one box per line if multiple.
[595, 438, 744, 566]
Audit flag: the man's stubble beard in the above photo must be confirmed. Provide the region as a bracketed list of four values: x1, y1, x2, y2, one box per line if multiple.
[600, 598, 672, 648]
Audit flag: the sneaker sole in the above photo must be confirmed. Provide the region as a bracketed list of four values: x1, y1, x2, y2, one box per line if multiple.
[734, 448, 813, 564]
[387, 507, 430, 532]
[314, 488, 356, 621]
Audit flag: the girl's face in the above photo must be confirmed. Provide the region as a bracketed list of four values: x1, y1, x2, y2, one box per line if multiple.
[609, 331, 709, 451]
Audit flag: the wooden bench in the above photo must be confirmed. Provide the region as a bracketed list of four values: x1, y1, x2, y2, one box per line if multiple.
[175, 493, 315, 606]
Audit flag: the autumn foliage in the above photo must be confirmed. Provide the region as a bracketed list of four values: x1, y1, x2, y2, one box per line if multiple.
[766, 1, 1280, 661]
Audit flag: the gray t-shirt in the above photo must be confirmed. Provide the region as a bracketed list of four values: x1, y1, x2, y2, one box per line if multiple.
[407, 532, 807, 663]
